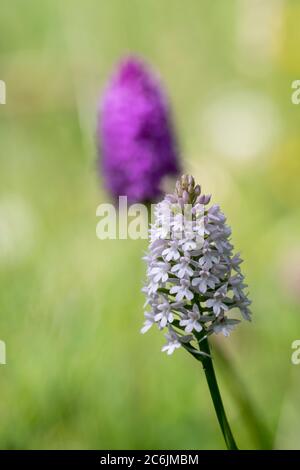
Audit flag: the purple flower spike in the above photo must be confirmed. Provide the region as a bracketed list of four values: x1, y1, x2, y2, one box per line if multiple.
[98, 57, 180, 203]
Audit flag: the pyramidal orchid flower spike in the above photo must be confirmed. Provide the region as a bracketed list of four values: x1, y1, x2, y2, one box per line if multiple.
[142, 174, 251, 349]
[142, 175, 252, 450]
[99, 57, 180, 203]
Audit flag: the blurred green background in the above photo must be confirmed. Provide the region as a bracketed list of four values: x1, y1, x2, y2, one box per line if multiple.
[0, 0, 300, 450]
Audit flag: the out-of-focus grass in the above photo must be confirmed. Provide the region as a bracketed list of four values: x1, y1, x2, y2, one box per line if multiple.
[0, 0, 299, 449]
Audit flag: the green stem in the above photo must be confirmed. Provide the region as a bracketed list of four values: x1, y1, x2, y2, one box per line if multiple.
[198, 337, 238, 450]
